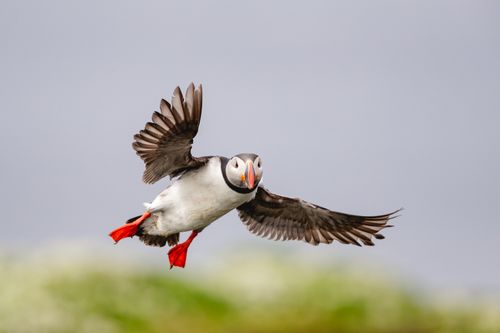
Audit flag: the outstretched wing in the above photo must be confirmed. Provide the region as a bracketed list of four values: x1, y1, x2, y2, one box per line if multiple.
[132, 83, 208, 184]
[237, 187, 400, 246]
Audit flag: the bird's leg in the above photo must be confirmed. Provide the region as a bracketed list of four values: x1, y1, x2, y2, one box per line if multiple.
[168, 230, 199, 269]
[109, 211, 151, 244]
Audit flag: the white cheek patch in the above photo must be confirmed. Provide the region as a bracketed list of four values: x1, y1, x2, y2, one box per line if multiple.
[255, 165, 263, 182]
[255, 157, 262, 169]
[236, 157, 245, 171]
[226, 161, 244, 187]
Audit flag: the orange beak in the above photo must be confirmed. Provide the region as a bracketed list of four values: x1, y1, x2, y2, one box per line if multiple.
[244, 160, 255, 189]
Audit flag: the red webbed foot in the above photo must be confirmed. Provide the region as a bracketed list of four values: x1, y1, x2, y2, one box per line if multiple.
[168, 231, 198, 269]
[109, 211, 151, 244]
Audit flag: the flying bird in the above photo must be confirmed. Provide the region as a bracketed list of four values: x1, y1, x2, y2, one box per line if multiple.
[109, 83, 399, 268]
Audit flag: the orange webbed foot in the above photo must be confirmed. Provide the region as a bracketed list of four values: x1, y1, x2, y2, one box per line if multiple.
[109, 211, 151, 244]
[168, 231, 198, 268]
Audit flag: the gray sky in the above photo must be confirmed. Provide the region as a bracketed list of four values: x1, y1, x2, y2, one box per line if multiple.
[1, 0, 499, 292]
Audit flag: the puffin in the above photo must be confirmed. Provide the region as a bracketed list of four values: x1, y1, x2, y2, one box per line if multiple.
[109, 83, 399, 269]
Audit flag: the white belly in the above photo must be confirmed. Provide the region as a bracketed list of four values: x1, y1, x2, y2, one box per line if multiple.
[147, 158, 256, 235]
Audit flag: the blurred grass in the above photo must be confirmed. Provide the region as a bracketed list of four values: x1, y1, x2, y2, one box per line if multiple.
[0, 250, 499, 333]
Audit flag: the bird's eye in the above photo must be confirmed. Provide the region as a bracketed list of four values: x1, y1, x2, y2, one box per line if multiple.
[257, 161, 261, 168]
[234, 161, 239, 168]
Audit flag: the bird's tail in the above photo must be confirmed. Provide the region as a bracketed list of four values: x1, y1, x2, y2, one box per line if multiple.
[126, 215, 142, 224]
[124, 212, 173, 248]
[109, 211, 152, 244]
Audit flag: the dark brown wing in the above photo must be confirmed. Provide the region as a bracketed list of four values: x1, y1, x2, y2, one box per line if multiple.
[237, 187, 400, 246]
[133, 83, 208, 184]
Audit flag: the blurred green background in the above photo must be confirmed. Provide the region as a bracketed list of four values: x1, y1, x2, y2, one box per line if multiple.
[1, 249, 499, 333]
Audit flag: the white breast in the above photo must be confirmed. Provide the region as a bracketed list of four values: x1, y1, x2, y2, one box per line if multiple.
[147, 157, 257, 235]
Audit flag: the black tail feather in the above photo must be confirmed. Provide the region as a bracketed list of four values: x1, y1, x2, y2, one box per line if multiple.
[126, 215, 142, 224]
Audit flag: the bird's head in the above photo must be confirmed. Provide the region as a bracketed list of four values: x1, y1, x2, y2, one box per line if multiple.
[223, 153, 263, 192]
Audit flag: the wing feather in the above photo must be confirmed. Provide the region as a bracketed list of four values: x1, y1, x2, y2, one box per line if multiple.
[134, 133, 158, 145]
[132, 84, 209, 184]
[171, 87, 185, 122]
[237, 187, 400, 246]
